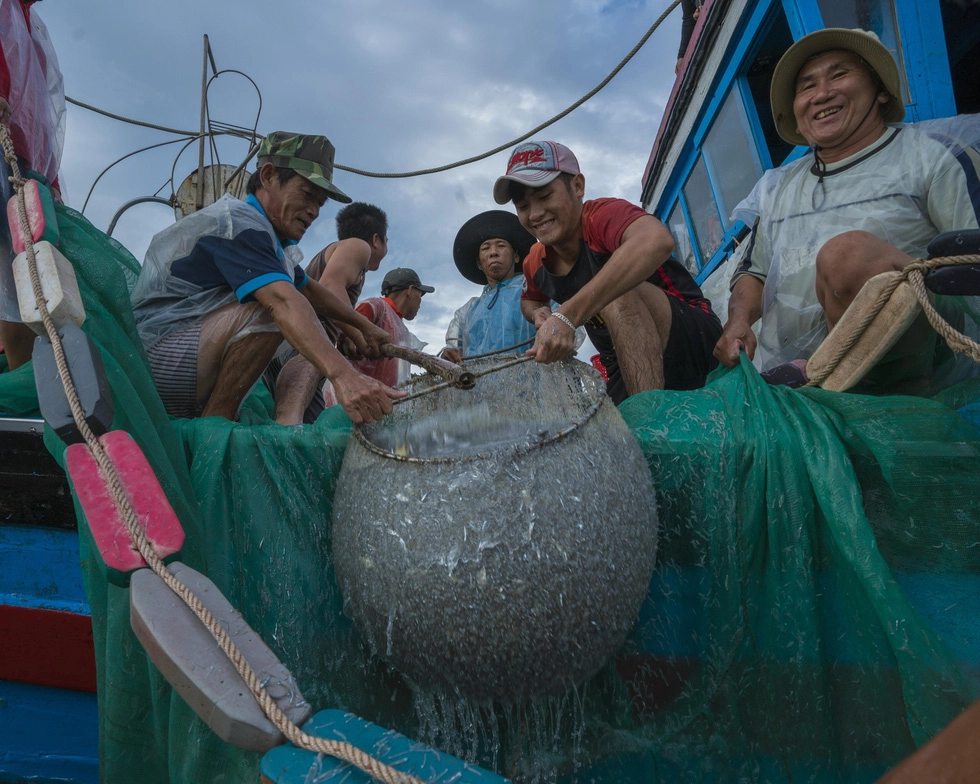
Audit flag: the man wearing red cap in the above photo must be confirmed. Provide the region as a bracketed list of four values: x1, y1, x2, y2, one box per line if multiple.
[494, 140, 721, 403]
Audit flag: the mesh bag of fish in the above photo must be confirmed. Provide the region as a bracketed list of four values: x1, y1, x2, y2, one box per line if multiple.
[332, 356, 659, 703]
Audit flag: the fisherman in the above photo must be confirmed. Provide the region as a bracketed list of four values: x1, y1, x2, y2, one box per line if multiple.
[130, 132, 403, 425]
[440, 210, 538, 363]
[323, 267, 432, 406]
[712, 28, 980, 389]
[262, 201, 390, 423]
[493, 140, 721, 403]
[307, 202, 389, 330]
[0, 0, 66, 370]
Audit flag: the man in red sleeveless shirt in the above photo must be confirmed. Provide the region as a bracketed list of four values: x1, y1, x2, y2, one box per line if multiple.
[493, 140, 721, 403]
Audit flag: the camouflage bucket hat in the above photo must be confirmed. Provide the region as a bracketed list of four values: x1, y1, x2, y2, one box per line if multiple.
[257, 132, 352, 204]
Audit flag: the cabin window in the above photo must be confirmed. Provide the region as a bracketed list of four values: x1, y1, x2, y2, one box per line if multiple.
[816, 0, 909, 102]
[667, 200, 698, 275]
[702, 91, 765, 225]
[744, 7, 795, 167]
[683, 156, 724, 267]
[939, 0, 980, 114]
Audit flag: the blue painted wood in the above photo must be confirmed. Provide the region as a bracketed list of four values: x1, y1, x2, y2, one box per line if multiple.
[655, 0, 780, 218]
[780, 0, 823, 40]
[737, 76, 775, 169]
[695, 220, 747, 284]
[677, 191, 703, 270]
[0, 525, 88, 613]
[894, 0, 957, 120]
[260, 709, 509, 784]
[0, 680, 98, 784]
[691, 0, 777, 150]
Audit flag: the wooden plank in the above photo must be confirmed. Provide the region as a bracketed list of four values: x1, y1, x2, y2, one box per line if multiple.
[260, 709, 509, 784]
[0, 604, 96, 692]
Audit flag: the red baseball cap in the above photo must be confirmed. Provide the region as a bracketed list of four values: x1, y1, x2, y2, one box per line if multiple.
[493, 141, 581, 204]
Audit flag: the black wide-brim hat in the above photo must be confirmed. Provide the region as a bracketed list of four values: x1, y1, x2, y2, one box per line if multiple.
[452, 210, 537, 285]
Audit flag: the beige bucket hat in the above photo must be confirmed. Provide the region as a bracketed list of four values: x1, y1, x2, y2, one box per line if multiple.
[770, 28, 905, 147]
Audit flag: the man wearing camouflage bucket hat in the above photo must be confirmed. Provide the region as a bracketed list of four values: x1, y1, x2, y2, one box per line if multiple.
[131, 131, 405, 425]
[714, 28, 980, 391]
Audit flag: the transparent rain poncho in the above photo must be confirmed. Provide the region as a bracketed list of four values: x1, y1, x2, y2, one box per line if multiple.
[129, 194, 301, 350]
[0, 0, 66, 322]
[346, 297, 424, 386]
[0, 0, 65, 190]
[323, 297, 425, 406]
[443, 276, 538, 356]
[729, 116, 980, 370]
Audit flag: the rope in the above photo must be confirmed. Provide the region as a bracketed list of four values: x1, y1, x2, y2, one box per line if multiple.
[394, 352, 536, 405]
[359, 355, 605, 465]
[805, 254, 980, 387]
[65, 0, 681, 181]
[335, 0, 681, 178]
[463, 337, 534, 361]
[66, 95, 199, 137]
[1, 124, 423, 784]
[905, 258, 980, 361]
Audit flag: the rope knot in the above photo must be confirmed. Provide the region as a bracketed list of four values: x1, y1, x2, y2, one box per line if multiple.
[900, 258, 931, 282]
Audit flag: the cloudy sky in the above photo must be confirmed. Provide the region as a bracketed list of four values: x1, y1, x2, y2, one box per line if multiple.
[41, 0, 682, 356]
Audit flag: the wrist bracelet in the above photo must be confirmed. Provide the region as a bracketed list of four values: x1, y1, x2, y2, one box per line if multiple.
[551, 311, 576, 332]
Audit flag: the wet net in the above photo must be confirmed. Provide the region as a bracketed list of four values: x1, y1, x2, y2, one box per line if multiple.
[2, 204, 979, 783]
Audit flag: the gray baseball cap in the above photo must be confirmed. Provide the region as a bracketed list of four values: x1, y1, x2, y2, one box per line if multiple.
[381, 268, 435, 296]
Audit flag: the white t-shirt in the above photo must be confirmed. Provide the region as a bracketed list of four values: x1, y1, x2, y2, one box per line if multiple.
[728, 117, 980, 369]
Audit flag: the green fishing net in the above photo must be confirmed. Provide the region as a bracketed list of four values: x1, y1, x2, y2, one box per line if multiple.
[2, 204, 978, 783]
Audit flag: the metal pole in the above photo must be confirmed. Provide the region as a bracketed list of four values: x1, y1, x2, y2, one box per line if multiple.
[106, 197, 174, 236]
[196, 35, 210, 211]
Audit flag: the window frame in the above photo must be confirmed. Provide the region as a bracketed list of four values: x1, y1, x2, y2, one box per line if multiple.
[653, 0, 957, 285]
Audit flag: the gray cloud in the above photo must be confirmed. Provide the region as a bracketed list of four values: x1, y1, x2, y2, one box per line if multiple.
[42, 0, 681, 357]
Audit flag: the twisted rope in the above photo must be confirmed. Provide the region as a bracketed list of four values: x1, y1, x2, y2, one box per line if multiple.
[66, 0, 681, 181]
[394, 352, 536, 405]
[805, 254, 980, 387]
[463, 337, 535, 361]
[1, 123, 423, 784]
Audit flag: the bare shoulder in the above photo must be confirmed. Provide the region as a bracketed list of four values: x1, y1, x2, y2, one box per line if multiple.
[317, 238, 372, 284]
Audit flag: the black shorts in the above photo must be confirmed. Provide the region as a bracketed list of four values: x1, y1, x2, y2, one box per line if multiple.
[602, 296, 721, 404]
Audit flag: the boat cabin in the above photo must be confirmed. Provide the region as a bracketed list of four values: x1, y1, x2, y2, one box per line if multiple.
[642, 0, 980, 310]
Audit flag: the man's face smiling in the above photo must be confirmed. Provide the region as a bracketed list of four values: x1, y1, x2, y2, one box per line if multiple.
[513, 174, 585, 250]
[263, 169, 328, 242]
[792, 50, 888, 161]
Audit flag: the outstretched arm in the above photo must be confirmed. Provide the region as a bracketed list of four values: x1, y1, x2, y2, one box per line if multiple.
[713, 275, 763, 367]
[312, 237, 374, 348]
[531, 215, 673, 363]
[557, 215, 673, 329]
[301, 278, 391, 357]
[254, 280, 402, 423]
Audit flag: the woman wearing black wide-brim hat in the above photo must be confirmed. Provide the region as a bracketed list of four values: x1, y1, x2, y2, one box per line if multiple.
[440, 210, 539, 362]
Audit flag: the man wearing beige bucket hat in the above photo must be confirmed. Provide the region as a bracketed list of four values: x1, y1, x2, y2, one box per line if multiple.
[713, 28, 980, 389]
